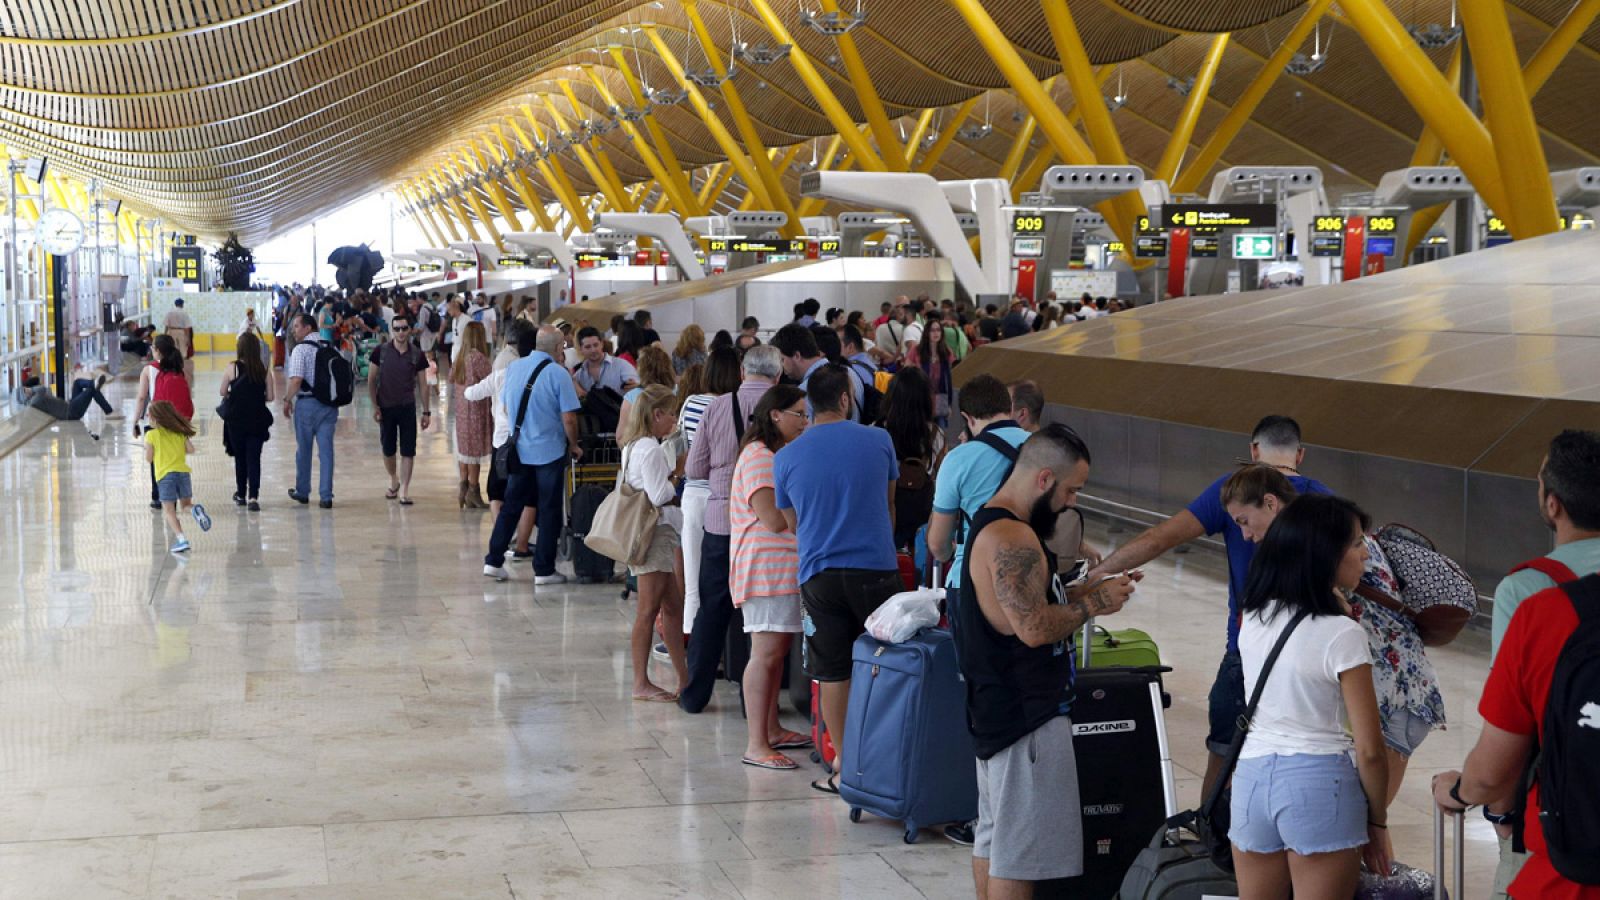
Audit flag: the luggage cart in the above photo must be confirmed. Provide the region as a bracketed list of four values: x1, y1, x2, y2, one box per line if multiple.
[559, 430, 621, 563]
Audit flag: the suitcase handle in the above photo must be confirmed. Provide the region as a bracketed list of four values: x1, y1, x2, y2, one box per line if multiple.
[1433, 806, 1464, 900]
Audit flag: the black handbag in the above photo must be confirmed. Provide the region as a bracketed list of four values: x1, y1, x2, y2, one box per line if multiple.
[215, 376, 235, 421]
[1192, 608, 1310, 872]
[493, 359, 551, 480]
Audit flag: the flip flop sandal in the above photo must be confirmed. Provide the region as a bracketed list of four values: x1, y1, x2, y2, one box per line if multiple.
[771, 731, 814, 750]
[384, 486, 399, 499]
[742, 753, 799, 771]
[398, 497, 414, 506]
[811, 775, 841, 795]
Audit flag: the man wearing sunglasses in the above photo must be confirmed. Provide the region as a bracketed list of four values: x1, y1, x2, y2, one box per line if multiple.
[368, 315, 432, 505]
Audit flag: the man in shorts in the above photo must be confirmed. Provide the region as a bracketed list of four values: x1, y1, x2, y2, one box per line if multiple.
[367, 315, 431, 504]
[772, 364, 898, 792]
[957, 425, 1136, 896]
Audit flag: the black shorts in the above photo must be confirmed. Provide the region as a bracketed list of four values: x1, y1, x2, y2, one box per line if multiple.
[380, 404, 417, 457]
[800, 567, 903, 682]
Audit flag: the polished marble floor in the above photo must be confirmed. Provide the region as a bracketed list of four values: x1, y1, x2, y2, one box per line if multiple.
[0, 360, 1503, 898]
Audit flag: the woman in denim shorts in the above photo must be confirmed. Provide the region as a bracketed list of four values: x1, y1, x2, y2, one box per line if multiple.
[1230, 493, 1392, 898]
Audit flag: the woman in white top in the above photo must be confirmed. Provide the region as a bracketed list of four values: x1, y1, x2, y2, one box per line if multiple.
[619, 384, 688, 702]
[465, 321, 536, 556]
[675, 346, 741, 633]
[1230, 493, 1392, 900]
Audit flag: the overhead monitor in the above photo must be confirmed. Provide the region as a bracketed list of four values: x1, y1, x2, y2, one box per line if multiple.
[1365, 237, 1397, 256]
[1012, 237, 1043, 258]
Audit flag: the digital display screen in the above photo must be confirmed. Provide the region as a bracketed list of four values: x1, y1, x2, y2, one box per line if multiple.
[1365, 216, 1399, 235]
[1365, 237, 1397, 256]
[1013, 213, 1047, 235]
[1310, 235, 1344, 258]
[1189, 236, 1220, 258]
[1012, 237, 1044, 258]
[1313, 216, 1345, 233]
[1134, 236, 1168, 258]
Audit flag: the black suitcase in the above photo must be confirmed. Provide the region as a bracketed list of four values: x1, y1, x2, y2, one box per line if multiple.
[1038, 665, 1175, 900]
[568, 484, 616, 583]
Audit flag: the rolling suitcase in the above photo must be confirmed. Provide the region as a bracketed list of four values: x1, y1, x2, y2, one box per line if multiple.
[838, 627, 975, 843]
[1078, 623, 1161, 670]
[1037, 664, 1174, 899]
[568, 484, 616, 583]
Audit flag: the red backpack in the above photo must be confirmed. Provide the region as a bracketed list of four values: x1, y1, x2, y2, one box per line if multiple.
[152, 367, 193, 419]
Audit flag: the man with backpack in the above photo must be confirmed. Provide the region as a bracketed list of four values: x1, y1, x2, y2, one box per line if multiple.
[1434, 433, 1600, 898]
[1477, 429, 1600, 898]
[283, 313, 352, 508]
[771, 325, 862, 423]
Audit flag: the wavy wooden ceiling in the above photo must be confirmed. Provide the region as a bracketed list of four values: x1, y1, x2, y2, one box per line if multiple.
[3, 0, 1594, 244]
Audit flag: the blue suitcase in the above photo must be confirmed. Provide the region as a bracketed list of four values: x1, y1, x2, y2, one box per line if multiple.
[838, 627, 978, 843]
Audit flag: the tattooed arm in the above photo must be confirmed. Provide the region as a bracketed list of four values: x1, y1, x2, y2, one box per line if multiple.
[988, 523, 1134, 648]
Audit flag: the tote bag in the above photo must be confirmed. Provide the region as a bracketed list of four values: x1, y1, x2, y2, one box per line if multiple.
[583, 441, 660, 566]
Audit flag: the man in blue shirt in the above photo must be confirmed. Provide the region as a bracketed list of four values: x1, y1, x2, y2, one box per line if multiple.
[771, 324, 862, 422]
[1085, 415, 1331, 799]
[484, 326, 581, 585]
[840, 325, 878, 384]
[773, 364, 899, 793]
[927, 375, 1031, 591]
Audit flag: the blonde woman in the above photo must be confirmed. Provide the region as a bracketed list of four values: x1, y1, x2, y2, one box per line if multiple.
[618, 384, 689, 702]
[672, 324, 707, 376]
[451, 321, 494, 508]
[616, 345, 677, 446]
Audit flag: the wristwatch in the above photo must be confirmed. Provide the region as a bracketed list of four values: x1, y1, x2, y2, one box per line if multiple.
[1483, 807, 1518, 826]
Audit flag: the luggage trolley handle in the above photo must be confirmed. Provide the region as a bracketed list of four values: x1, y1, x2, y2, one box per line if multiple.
[1433, 806, 1464, 900]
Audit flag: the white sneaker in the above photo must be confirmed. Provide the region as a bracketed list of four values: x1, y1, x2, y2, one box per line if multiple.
[533, 573, 567, 586]
[483, 564, 509, 582]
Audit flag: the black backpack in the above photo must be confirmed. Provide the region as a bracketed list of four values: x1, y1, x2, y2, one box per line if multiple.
[1518, 573, 1600, 883]
[847, 359, 883, 423]
[953, 431, 1021, 546]
[310, 342, 355, 407]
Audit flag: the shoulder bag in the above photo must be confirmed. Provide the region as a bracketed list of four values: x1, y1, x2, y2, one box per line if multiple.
[584, 441, 661, 566]
[492, 359, 552, 480]
[1191, 607, 1311, 872]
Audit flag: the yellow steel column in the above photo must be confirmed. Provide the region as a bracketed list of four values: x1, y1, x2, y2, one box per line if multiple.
[1013, 147, 1058, 202]
[1459, 0, 1559, 237]
[539, 94, 631, 212]
[1040, 1, 1146, 233]
[470, 143, 525, 234]
[815, 0, 905, 169]
[1174, 0, 1331, 195]
[678, 2, 802, 233]
[945, 0, 1129, 239]
[430, 170, 480, 242]
[603, 48, 702, 215]
[1403, 46, 1462, 258]
[410, 179, 459, 243]
[451, 155, 504, 248]
[1524, 0, 1600, 97]
[902, 109, 935, 169]
[400, 183, 447, 247]
[558, 80, 642, 214]
[509, 112, 594, 233]
[698, 162, 738, 209]
[915, 96, 979, 174]
[1337, 0, 1508, 218]
[580, 66, 699, 216]
[642, 26, 774, 210]
[493, 128, 558, 232]
[796, 135, 846, 217]
[1155, 34, 1230, 184]
[743, 0, 887, 171]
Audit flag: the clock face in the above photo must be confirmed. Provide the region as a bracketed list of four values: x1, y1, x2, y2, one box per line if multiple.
[36, 209, 85, 256]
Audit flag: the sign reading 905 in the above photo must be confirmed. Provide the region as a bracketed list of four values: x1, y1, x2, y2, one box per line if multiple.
[1013, 213, 1046, 235]
[1366, 216, 1399, 235]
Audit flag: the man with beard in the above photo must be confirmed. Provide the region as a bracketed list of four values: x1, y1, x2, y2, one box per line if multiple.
[957, 424, 1138, 898]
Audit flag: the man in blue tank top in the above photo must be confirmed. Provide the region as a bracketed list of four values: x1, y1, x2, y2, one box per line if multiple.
[957, 425, 1137, 896]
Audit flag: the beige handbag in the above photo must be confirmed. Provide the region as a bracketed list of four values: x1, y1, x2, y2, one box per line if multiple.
[584, 441, 660, 566]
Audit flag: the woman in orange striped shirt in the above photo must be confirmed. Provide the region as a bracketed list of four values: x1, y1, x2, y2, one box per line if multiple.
[730, 384, 815, 770]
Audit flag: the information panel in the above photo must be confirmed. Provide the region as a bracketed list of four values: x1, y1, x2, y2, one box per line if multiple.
[1012, 212, 1047, 235]
[171, 246, 204, 285]
[1134, 236, 1168, 258]
[1365, 237, 1397, 256]
[1189, 236, 1220, 258]
[1365, 215, 1399, 236]
[1161, 203, 1277, 230]
[1312, 215, 1346, 234]
[1310, 235, 1344, 258]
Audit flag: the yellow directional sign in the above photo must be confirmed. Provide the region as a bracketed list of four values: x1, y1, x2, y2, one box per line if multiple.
[1162, 203, 1276, 229]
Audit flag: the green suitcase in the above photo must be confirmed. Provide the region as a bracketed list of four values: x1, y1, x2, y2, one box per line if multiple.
[1077, 622, 1161, 669]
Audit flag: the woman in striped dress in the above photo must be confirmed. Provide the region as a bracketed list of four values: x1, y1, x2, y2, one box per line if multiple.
[729, 384, 815, 770]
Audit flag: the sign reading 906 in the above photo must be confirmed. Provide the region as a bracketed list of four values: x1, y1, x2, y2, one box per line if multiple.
[1012, 213, 1046, 235]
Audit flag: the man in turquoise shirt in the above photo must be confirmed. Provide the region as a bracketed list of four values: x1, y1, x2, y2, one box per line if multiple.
[926, 374, 1030, 590]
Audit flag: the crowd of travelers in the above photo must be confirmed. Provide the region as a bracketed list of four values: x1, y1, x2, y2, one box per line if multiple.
[99, 279, 1596, 900]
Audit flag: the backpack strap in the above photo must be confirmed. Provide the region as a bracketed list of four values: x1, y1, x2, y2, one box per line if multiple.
[954, 431, 1024, 546]
[1511, 556, 1581, 585]
[1200, 608, 1311, 821]
[730, 390, 746, 441]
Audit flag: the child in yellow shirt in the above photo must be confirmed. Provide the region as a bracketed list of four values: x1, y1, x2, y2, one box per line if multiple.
[144, 401, 210, 553]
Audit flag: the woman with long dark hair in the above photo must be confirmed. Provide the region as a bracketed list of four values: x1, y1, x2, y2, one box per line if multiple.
[880, 366, 943, 551]
[729, 384, 812, 769]
[903, 310, 955, 425]
[614, 320, 647, 365]
[221, 332, 275, 511]
[1230, 493, 1392, 899]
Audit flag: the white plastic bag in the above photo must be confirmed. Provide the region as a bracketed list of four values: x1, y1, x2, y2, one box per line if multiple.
[865, 588, 942, 644]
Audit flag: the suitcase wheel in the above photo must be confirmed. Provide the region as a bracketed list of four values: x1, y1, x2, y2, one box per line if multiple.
[903, 827, 918, 844]
[848, 808, 862, 824]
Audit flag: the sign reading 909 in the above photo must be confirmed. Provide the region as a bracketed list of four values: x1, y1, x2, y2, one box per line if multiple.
[1012, 213, 1047, 235]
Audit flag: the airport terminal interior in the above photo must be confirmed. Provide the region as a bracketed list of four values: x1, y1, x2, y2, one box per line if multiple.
[2, 0, 1599, 898]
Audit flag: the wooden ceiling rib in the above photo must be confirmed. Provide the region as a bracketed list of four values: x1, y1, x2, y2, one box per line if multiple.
[2, 0, 1594, 243]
